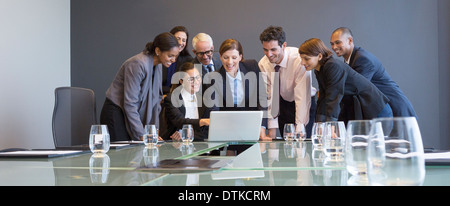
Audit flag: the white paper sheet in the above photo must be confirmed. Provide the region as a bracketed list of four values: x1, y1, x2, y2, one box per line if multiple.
[1, 150, 83, 155]
[424, 152, 450, 159]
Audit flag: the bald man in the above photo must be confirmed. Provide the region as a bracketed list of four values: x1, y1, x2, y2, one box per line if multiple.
[330, 27, 416, 118]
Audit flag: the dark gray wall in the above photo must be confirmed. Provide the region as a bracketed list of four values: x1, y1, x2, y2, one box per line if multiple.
[438, 0, 450, 150]
[71, 0, 448, 149]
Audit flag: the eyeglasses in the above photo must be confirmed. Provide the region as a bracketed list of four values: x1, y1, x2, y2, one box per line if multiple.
[185, 75, 201, 83]
[195, 50, 213, 57]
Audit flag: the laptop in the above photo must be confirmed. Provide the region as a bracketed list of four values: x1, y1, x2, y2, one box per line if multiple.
[207, 111, 263, 142]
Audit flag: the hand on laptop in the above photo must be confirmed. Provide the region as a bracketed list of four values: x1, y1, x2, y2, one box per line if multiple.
[199, 118, 210, 127]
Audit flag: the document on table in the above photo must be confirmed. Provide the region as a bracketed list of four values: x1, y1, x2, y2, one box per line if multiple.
[0, 150, 84, 158]
[424, 152, 450, 159]
[424, 151, 450, 165]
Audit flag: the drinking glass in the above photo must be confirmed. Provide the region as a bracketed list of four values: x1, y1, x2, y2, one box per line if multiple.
[322, 121, 346, 159]
[143, 146, 159, 167]
[143, 124, 159, 146]
[89, 153, 110, 184]
[283, 123, 296, 141]
[345, 120, 372, 176]
[181, 124, 194, 143]
[296, 124, 307, 141]
[89, 125, 110, 153]
[311, 122, 325, 149]
[367, 117, 425, 186]
[283, 141, 297, 158]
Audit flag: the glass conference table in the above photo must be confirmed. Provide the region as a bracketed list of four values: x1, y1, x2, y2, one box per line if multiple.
[0, 140, 449, 186]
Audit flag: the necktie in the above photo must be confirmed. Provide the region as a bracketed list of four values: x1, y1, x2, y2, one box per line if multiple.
[273, 65, 281, 118]
[233, 79, 238, 105]
[274, 65, 280, 73]
[206, 64, 213, 73]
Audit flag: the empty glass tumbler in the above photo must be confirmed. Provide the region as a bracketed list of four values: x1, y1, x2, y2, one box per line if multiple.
[366, 117, 425, 186]
[89, 125, 110, 153]
[311, 122, 325, 149]
[181, 124, 194, 143]
[345, 120, 372, 176]
[296, 124, 307, 141]
[143, 124, 159, 146]
[322, 121, 346, 159]
[283, 123, 296, 141]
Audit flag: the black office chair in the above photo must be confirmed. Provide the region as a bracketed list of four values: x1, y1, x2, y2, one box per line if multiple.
[52, 87, 97, 148]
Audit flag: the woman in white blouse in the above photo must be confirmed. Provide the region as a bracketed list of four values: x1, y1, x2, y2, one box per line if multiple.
[162, 62, 217, 141]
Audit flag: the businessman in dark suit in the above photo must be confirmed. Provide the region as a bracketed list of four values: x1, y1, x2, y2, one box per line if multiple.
[330, 27, 417, 118]
[191, 33, 222, 76]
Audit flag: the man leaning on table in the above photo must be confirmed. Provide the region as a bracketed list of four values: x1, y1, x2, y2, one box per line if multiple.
[258, 26, 316, 138]
[330, 27, 417, 118]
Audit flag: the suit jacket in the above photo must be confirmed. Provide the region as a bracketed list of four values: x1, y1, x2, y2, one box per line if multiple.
[105, 52, 162, 139]
[162, 92, 218, 141]
[210, 59, 268, 128]
[348, 46, 416, 117]
[162, 54, 194, 94]
[315, 56, 389, 122]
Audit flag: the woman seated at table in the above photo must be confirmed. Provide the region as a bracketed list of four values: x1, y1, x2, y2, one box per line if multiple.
[298, 38, 392, 123]
[162, 62, 217, 141]
[209, 39, 270, 141]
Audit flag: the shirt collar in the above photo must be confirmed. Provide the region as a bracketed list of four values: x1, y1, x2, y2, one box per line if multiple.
[181, 87, 196, 102]
[225, 68, 242, 81]
[345, 48, 353, 64]
[272, 47, 289, 69]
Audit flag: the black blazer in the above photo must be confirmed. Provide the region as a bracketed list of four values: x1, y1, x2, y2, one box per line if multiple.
[162, 92, 217, 141]
[349, 46, 416, 118]
[162, 54, 194, 94]
[315, 56, 389, 122]
[210, 59, 268, 128]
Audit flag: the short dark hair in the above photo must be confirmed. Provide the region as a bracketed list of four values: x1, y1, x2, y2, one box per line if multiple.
[170, 26, 190, 56]
[259, 26, 286, 47]
[143, 32, 179, 56]
[332, 27, 353, 37]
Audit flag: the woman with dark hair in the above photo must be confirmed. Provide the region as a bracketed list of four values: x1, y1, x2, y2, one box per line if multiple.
[162, 62, 217, 141]
[100, 32, 180, 141]
[162, 26, 194, 95]
[212, 39, 270, 141]
[298, 38, 392, 123]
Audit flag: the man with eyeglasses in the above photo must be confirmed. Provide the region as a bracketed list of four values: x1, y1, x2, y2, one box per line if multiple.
[191, 33, 222, 76]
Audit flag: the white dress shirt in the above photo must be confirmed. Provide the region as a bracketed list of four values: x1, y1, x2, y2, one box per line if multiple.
[225, 68, 244, 106]
[180, 88, 199, 119]
[259, 46, 312, 128]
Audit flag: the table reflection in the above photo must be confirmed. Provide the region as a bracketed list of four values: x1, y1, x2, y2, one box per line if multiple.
[0, 141, 447, 186]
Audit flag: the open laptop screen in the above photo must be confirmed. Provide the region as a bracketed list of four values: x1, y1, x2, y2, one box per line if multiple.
[207, 111, 263, 142]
